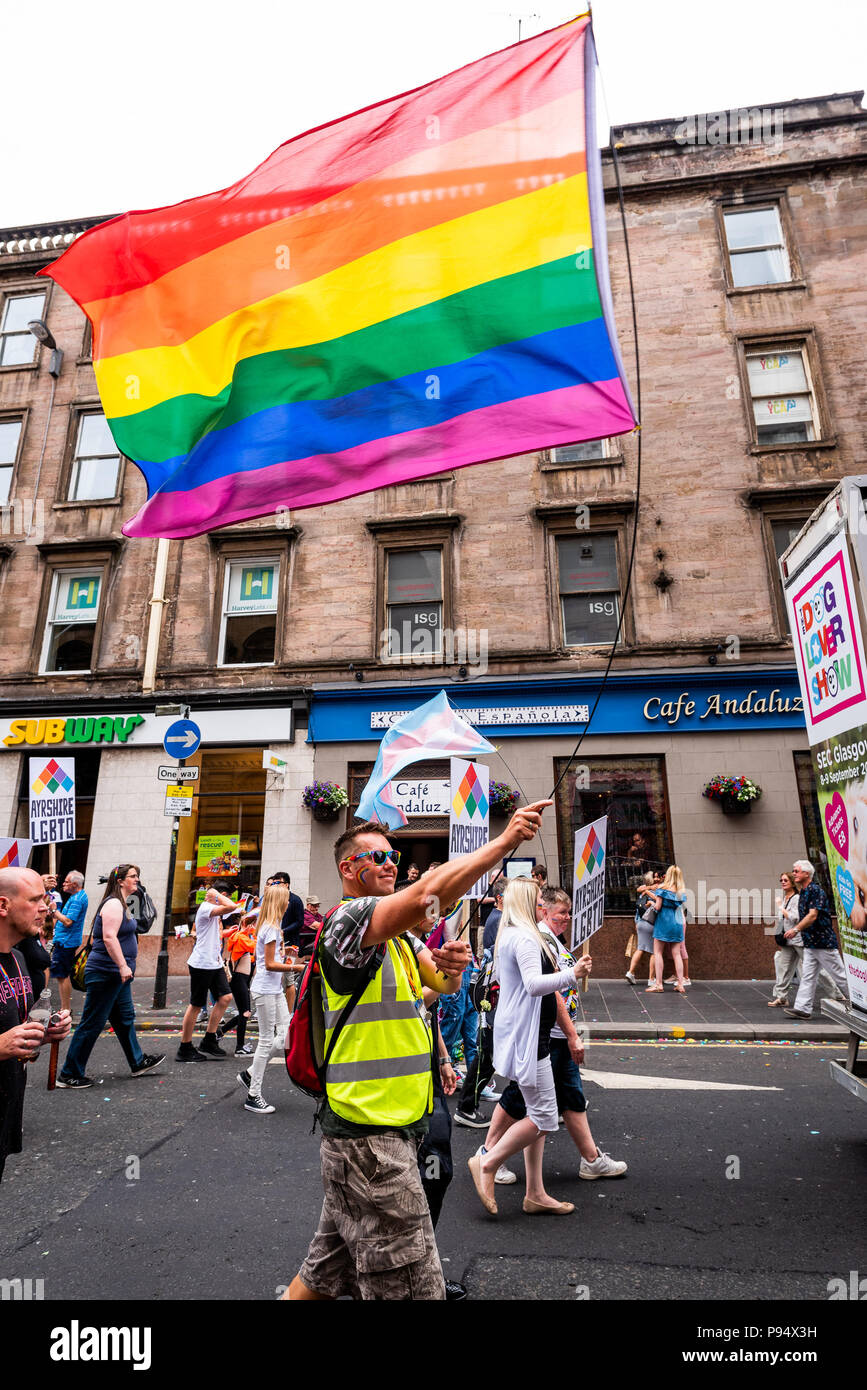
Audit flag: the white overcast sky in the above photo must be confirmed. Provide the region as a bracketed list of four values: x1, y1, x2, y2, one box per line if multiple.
[1, 0, 864, 227]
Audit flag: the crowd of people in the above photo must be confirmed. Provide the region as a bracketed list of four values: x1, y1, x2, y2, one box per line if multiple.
[0, 821, 854, 1300]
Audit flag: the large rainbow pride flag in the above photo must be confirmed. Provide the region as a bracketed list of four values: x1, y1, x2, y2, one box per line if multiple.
[43, 16, 636, 539]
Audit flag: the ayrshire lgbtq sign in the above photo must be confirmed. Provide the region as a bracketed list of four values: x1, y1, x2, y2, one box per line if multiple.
[29, 757, 76, 845]
[788, 538, 867, 745]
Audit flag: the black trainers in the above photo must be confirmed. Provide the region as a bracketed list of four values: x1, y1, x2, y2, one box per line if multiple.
[131, 1054, 165, 1077]
[454, 1108, 489, 1128]
[445, 1279, 468, 1300]
[198, 1034, 227, 1059]
[244, 1094, 275, 1114]
[237, 1069, 252, 1090]
[176, 1042, 208, 1063]
[56, 1075, 94, 1089]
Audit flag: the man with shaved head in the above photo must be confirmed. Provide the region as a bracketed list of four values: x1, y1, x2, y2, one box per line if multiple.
[0, 868, 71, 1184]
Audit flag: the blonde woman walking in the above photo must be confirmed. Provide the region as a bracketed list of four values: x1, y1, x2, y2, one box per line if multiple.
[238, 883, 301, 1114]
[647, 866, 688, 995]
[467, 877, 591, 1216]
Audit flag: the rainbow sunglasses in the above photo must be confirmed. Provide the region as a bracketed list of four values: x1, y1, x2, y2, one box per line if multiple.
[344, 849, 401, 867]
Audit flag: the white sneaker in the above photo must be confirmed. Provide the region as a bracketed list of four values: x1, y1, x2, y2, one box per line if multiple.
[663, 976, 677, 985]
[475, 1144, 517, 1185]
[580, 1150, 628, 1180]
[682, 978, 691, 988]
[480, 1084, 501, 1102]
[625, 971, 637, 985]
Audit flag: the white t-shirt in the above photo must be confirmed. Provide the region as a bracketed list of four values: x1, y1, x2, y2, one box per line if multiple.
[188, 903, 224, 970]
[253, 922, 285, 995]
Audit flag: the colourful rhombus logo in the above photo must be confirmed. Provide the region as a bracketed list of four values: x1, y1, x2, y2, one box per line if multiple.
[574, 826, 604, 882]
[31, 759, 74, 795]
[451, 763, 489, 820]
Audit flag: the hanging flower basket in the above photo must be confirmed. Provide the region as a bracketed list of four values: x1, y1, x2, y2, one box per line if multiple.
[489, 780, 520, 817]
[302, 781, 348, 823]
[702, 775, 762, 815]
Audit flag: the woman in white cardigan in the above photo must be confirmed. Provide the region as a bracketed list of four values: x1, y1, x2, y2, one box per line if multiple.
[467, 877, 591, 1216]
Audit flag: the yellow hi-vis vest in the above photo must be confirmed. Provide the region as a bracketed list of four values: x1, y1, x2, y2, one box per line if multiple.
[320, 934, 433, 1127]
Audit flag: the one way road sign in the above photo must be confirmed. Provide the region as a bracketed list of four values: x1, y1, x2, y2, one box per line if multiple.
[162, 719, 202, 758]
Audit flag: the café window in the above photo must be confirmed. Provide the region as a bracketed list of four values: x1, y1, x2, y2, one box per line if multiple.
[169, 747, 267, 929]
[40, 570, 103, 674]
[68, 412, 121, 502]
[746, 344, 820, 446]
[723, 205, 791, 288]
[557, 534, 620, 647]
[0, 417, 23, 505]
[554, 756, 673, 914]
[0, 292, 46, 367]
[385, 547, 443, 658]
[793, 752, 833, 903]
[219, 558, 279, 666]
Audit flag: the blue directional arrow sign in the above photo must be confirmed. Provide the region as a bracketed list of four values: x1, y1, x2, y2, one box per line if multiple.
[163, 719, 202, 758]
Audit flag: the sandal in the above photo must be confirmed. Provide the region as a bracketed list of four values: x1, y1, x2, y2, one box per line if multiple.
[645, 985, 663, 993]
[767, 998, 785, 1007]
[674, 985, 686, 994]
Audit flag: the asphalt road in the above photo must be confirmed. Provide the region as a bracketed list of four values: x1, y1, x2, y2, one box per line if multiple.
[2, 1038, 865, 1303]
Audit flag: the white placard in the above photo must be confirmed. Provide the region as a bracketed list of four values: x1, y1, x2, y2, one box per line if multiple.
[571, 815, 607, 951]
[164, 785, 194, 818]
[28, 756, 75, 845]
[0, 838, 33, 869]
[449, 757, 490, 900]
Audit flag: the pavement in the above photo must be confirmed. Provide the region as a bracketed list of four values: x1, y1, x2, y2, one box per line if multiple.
[121, 974, 851, 1042]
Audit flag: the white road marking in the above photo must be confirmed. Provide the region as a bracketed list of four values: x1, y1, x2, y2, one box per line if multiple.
[580, 1068, 782, 1092]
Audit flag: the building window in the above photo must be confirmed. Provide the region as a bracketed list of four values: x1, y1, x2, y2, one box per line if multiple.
[68, 412, 121, 501]
[0, 293, 46, 367]
[746, 344, 819, 445]
[547, 439, 609, 466]
[554, 755, 673, 914]
[41, 569, 103, 673]
[768, 515, 810, 637]
[557, 534, 620, 646]
[0, 418, 22, 504]
[385, 547, 443, 657]
[723, 206, 790, 287]
[167, 747, 267, 929]
[219, 558, 280, 665]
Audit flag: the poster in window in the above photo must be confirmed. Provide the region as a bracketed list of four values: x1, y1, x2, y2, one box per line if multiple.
[196, 834, 241, 878]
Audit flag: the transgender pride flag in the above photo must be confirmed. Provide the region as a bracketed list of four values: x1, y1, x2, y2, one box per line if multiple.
[356, 691, 495, 829]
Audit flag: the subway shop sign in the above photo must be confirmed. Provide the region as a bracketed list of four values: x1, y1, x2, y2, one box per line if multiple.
[3, 714, 145, 747]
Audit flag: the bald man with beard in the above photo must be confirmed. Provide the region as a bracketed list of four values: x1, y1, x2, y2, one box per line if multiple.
[0, 868, 71, 1184]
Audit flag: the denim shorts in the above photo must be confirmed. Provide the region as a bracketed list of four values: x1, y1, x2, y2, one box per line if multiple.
[50, 944, 79, 979]
[499, 1038, 587, 1118]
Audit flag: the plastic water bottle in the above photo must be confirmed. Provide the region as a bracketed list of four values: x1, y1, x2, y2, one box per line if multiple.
[27, 988, 53, 1031]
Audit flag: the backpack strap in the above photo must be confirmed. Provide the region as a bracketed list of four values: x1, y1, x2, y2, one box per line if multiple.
[316, 905, 384, 1080]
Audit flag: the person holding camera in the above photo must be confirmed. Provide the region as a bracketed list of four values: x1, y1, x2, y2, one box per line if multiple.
[0, 868, 71, 1182]
[57, 865, 164, 1088]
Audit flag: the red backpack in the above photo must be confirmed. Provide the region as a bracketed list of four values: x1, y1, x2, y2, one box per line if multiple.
[284, 907, 380, 1098]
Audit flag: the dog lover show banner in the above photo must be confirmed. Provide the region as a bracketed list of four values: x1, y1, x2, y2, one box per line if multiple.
[787, 535, 867, 1010]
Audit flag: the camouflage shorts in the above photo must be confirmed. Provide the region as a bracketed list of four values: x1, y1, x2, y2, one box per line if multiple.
[298, 1132, 445, 1300]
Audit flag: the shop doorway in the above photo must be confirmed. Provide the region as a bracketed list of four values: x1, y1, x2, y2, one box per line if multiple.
[392, 833, 450, 881]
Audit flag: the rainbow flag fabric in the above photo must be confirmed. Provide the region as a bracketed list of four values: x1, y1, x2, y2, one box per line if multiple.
[357, 691, 495, 830]
[43, 16, 636, 539]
